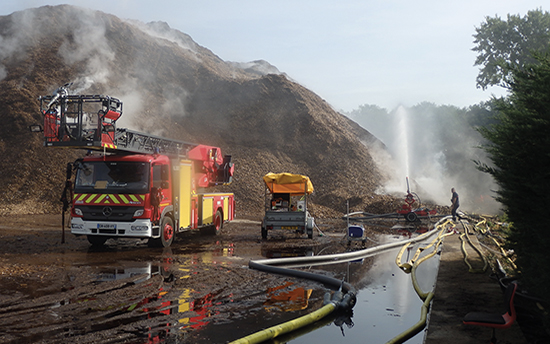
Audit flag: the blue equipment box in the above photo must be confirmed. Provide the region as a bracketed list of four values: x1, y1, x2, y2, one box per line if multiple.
[347, 225, 364, 238]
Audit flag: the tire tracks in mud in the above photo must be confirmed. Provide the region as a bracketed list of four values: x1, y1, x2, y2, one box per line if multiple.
[0, 272, 168, 343]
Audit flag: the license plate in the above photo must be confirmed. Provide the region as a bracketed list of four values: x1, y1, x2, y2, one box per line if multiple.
[98, 224, 116, 229]
[282, 226, 298, 230]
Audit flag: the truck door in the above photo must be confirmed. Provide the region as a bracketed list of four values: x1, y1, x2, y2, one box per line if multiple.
[152, 163, 171, 214]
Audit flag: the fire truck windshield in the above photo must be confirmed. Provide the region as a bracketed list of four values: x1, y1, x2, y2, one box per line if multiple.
[74, 161, 150, 194]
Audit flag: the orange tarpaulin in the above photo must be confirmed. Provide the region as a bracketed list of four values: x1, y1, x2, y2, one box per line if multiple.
[263, 173, 314, 195]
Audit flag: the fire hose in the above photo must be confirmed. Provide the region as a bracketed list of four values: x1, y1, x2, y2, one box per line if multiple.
[230, 220, 445, 343]
[385, 218, 454, 343]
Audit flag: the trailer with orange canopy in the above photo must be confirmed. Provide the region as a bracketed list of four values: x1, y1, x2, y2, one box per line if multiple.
[261, 173, 315, 239]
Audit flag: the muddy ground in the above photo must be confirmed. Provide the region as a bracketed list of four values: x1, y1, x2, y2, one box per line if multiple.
[0, 214, 534, 343]
[0, 214, 357, 344]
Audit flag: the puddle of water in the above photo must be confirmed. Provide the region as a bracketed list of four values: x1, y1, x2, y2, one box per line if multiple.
[178, 233, 441, 343]
[282, 235, 441, 344]
[170, 230, 437, 343]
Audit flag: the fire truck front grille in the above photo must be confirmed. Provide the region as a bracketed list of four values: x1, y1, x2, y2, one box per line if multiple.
[79, 206, 141, 222]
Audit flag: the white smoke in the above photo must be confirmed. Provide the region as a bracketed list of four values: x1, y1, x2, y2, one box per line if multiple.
[129, 20, 200, 57]
[57, 8, 115, 93]
[0, 6, 115, 90]
[227, 60, 284, 77]
[0, 8, 40, 82]
[161, 84, 189, 117]
[112, 77, 144, 129]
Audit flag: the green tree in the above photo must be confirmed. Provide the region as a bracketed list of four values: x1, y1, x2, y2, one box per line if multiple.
[465, 100, 499, 129]
[472, 9, 550, 90]
[477, 53, 550, 304]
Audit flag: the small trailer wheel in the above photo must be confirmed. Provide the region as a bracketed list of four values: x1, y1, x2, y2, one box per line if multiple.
[261, 226, 267, 239]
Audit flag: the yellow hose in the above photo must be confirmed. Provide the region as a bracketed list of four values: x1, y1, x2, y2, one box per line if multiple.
[396, 219, 454, 274]
[474, 216, 518, 270]
[385, 292, 434, 344]
[459, 223, 488, 273]
[395, 242, 413, 272]
[388, 218, 454, 343]
[228, 303, 336, 344]
[487, 235, 518, 270]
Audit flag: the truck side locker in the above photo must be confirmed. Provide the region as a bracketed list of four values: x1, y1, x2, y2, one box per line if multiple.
[178, 160, 193, 230]
[202, 195, 214, 226]
[171, 158, 180, 231]
[223, 197, 229, 221]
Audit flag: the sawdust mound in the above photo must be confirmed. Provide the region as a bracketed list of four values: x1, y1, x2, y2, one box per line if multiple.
[0, 5, 396, 219]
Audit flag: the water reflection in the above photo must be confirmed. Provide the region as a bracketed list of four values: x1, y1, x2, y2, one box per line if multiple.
[264, 281, 313, 312]
[83, 243, 238, 343]
[75, 231, 439, 343]
[286, 234, 440, 344]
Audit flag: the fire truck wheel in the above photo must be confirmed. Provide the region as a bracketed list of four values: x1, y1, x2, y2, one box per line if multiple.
[405, 212, 418, 222]
[87, 235, 108, 246]
[160, 216, 174, 247]
[214, 210, 223, 235]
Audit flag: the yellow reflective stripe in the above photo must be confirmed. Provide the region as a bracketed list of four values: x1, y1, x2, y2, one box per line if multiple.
[75, 193, 145, 204]
[94, 194, 107, 203]
[109, 194, 120, 204]
[74, 194, 87, 201]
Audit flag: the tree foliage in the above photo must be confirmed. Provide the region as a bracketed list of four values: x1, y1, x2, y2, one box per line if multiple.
[477, 53, 550, 303]
[472, 9, 550, 89]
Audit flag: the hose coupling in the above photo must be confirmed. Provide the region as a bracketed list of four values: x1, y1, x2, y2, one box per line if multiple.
[323, 291, 332, 305]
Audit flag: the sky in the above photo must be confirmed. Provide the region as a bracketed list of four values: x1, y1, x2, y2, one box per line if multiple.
[0, 1, 546, 112]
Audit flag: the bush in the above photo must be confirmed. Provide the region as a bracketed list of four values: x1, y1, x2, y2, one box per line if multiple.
[477, 53, 550, 307]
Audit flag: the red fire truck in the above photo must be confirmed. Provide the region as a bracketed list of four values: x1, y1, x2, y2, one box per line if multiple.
[34, 86, 235, 247]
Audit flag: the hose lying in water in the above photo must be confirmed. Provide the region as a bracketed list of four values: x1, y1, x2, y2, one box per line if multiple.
[389, 215, 495, 343]
[344, 211, 448, 222]
[230, 219, 448, 344]
[385, 291, 435, 344]
[253, 225, 442, 270]
[228, 261, 356, 344]
[229, 286, 352, 344]
[395, 219, 453, 274]
[386, 217, 455, 343]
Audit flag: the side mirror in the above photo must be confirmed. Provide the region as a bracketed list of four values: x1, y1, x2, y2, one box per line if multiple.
[29, 124, 43, 133]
